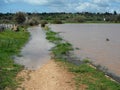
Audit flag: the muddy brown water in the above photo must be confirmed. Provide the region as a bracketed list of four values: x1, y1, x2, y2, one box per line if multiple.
[50, 24, 120, 76]
[15, 26, 53, 70]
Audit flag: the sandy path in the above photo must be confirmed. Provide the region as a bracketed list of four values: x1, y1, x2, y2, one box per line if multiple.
[17, 60, 75, 90]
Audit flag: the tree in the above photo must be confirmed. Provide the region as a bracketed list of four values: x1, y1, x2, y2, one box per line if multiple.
[14, 12, 26, 24]
[116, 15, 120, 22]
[114, 11, 117, 15]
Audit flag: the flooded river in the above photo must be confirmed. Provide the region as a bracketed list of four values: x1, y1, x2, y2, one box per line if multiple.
[15, 26, 53, 70]
[50, 24, 120, 76]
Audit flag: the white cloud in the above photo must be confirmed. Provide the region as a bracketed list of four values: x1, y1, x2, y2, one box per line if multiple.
[4, 0, 17, 3]
[75, 0, 117, 13]
[3, 0, 120, 13]
[76, 2, 99, 12]
[4, 0, 51, 5]
[23, 0, 49, 5]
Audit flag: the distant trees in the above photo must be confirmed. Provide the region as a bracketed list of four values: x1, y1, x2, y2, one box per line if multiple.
[52, 19, 63, 24]
[0, 12, 120, 24]
[114, 11, 117, 15]
[14, 12, 26, 24]
[74, 16, 86, 23]
[116, 15, 120, 22]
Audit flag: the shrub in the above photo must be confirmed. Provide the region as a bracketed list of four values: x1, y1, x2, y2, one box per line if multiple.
[40, 20, 48, 27]
[73, 16, 86, 23]
[14, 12, 26, 24]
[52, 19, 63, 24]
[28, 17, 39, 26]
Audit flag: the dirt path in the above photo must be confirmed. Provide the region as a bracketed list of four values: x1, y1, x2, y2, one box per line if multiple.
[17, 60, 75, 90]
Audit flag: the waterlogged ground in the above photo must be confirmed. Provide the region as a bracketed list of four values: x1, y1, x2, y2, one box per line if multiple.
[15, 26, 53, 69]
[50, 24, 120, 76]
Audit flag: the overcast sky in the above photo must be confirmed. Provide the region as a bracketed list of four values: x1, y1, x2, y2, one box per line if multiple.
[0, 0, 120, 13]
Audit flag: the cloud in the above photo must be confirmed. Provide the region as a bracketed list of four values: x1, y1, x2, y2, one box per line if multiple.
[75, 0, 120, 13]
[2, 0, 120, 13]
[23, 0, 49, 5]
[4, 0, 16, 3]
[4, 0, 51, 5]
[3, 0, 66, 5]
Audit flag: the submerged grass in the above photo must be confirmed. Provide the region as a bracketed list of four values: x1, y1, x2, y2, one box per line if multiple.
[44, 26, 120, 90]
[0, 29, 29, 89]
[46, 30, 62, 43]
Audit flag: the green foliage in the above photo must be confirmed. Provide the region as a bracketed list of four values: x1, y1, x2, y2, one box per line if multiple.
[28, 17, 39, 26]
[14, 12, 26, 24]
[52, 43, 73, 56]
[57, 60, 120, 90]
[44, 26, 51, 31]
[83, 59, 90, 63]
[52, 19, 63, 24]
[40, 20, 48, 27]
[46, 30, 62, 43]
[0, 29, 29, 89]
[116, 15, 120, 23]
[1, 12, 120, 24]
[73, 16, 86, 23]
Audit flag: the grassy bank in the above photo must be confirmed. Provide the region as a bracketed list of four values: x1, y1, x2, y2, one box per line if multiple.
[0, 29, 29, 89]
[44, 26, 120, 90]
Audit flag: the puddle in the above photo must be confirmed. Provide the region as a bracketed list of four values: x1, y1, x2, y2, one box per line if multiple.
[14, 26, 53, 70]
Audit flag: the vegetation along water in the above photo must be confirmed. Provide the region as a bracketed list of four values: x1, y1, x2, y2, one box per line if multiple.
[0, 27, 29, 89]
[44, 25, 120, 90]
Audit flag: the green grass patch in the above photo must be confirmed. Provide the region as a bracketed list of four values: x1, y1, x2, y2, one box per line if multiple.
[52, 42, 73, 60]
[0, 29, 29, 89]
[46, 30, 62, 43]
[59, 61, 120, 90]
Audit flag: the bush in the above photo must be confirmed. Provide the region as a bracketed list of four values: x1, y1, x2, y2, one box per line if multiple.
[52, 19, 63, 24]
[73, 16, 86, 23]
[14, 12, 26, 24]
[40, 20, 48, 27]
[28, 17, 39, 26]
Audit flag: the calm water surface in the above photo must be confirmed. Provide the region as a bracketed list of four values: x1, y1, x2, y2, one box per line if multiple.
[15, 26, 53, 70]
[50, 24, 120, 76]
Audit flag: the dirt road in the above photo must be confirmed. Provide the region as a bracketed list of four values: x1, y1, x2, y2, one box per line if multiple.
[15, 26, 75, 90]
[17, 60, 75, 90]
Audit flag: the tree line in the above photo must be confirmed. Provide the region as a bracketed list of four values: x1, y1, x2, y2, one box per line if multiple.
[0, 11, 120, 24]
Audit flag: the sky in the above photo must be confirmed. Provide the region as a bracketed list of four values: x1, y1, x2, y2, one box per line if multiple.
[0, 0, 120, 13]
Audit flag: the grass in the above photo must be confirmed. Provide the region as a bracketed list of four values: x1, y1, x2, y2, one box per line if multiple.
[0, 28, 29, 89]
[60, 61, 120, 90]
[44, 26, 120, 90]
[46, 30, 62, 43]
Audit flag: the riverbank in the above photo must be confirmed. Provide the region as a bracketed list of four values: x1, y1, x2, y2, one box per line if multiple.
[44, 25, 120, 90]
[3, 25, 120, 90]
[0, 29, 29, 89]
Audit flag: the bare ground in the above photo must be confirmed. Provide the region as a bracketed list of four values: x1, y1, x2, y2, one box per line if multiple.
[16, 60, 76, 90]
